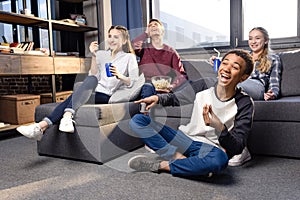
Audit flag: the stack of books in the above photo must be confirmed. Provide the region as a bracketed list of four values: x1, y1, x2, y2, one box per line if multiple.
[10, 42, 35, 54]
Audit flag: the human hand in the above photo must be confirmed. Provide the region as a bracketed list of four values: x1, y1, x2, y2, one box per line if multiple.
[133, 41, 143, 50]
[109, 65, 121, 78]
[145, 26, 150, 36]
[89, 41, 98, 56]
[209, 55, 217, 66]
[264, 90, 276, 101]
[202, 104, 224, 132]
[134, 95, 159, 112]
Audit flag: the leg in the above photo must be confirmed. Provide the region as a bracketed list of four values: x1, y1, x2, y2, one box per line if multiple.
[42, 76, 98, 125]
[68, 76, 98, 111]
[129, 114, 228, 176]
[94, 92, 111, 104]
[168, 142, 228, 176]
[129, 114, 194, 160]
[237, 79, 265, 100]
[140, 83, 157, 99]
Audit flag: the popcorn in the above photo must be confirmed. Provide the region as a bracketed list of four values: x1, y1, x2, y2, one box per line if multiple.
[151, 76, 171, 90]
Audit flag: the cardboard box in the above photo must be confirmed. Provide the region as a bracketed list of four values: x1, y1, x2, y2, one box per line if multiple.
[0, 94, 40, 124]
[40, 90, 72, 104]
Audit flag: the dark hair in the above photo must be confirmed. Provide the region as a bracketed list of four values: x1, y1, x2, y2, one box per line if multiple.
[222, 49, 254, 75]
[149, 19, 163, 26]
[108, 25, 135, 54]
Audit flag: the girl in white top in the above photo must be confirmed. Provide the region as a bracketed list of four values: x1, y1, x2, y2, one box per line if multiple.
[17, 25, 140, 140]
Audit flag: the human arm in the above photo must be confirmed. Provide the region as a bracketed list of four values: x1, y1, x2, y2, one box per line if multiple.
[111, 54, 139, 86]
[203, 104, 225, 133]
[88, 41, 99, 76]
[169, 49, 188, 89]
[132, 32, 148, 56]
[218, 95, 254, 158]
[134, 95, 159, 111]
[265, 54, 282, 100]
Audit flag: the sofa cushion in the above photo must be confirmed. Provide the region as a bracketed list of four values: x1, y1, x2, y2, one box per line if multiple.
[75, 102, 139, 127]
[35, 102, 139, 127]
[183, 60, 216, 81]
[253, 96, 300, 122]
[279, 49, 300, 97]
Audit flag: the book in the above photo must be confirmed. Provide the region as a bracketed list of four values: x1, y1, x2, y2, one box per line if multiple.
[10, 47, 24, 54]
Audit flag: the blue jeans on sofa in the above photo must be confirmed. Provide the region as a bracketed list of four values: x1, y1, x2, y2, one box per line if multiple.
[44, 76, 110, 126]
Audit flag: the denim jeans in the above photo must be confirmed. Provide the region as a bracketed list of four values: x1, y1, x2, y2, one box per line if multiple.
[129, 114, 228, 177]
[238, 78, 265, 100]
[140, 82, 157, 99]
[44, 76, 109, 126]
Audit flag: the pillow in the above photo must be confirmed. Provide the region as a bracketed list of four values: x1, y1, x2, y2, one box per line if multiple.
[109, 73, 145, 103]
[279, 50, 300, 97]
[182, 60, 215, 81]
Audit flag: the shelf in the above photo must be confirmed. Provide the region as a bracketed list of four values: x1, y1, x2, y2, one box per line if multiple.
[51, 20, 97, 32]
[0, 10, 48, 27]
[0, 10, 97, 32]
[0, 54, 90, 75]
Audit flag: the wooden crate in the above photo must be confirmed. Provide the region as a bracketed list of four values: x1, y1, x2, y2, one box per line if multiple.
[0, 94, 40, 124]
[40, 90, 73, 104]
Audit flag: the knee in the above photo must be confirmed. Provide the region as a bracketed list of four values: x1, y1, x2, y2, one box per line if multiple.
[129, 114, 150, 129]
[209, 152, 228, 174]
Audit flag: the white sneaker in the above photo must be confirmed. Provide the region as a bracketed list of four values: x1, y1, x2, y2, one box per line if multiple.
[228, 147, 251, 167]
[144, 145, 156, 154]
[59, 116, 75, 133]
[16, 123, 43, 141]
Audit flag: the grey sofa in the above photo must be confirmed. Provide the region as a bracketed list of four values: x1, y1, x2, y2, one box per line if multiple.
[36, 101, 143, 164]
[35, 49, 300, 164]
[152, 49, 300, 159]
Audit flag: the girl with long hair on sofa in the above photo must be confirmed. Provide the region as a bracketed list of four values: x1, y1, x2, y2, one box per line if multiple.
[212, 27, 282, 101]
[212, 27, 282, 166]
[17, 25, 140, 141]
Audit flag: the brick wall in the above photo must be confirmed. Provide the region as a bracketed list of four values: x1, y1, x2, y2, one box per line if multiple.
[0, 75, 62, 95]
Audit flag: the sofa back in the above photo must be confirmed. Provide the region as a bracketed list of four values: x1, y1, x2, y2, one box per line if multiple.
[182, 60, 216, 81]
[278, 49, 300, 97]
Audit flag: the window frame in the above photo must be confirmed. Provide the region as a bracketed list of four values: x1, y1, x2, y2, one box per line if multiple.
[148, 0, 300, 52]
[231, 0, 300, 50]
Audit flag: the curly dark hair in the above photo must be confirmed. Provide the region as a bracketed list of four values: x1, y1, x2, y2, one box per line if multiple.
[222, 49, 254, 75]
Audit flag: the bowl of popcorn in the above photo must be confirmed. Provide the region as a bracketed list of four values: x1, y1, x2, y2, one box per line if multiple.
[151, 76, 172, 90]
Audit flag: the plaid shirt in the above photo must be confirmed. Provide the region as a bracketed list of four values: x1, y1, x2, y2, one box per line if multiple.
[251, 54, 282, 98]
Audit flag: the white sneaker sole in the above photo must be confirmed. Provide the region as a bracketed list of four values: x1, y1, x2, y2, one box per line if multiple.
[228, 155, 251, 167]
[128, 155, 147, 167]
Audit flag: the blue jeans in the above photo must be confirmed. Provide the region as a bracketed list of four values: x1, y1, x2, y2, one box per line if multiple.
[238, 79, 265, 100]
[140, 83, 157, 98]
[129, 114, 228, 177]
[44, 76, 110, 125]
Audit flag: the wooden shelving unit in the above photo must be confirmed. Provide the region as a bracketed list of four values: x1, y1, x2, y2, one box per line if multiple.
[0, 10, 97, 32]
[0, 1, 97, 134]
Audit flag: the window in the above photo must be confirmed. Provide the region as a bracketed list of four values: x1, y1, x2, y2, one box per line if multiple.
[156, 0, 230, 49]
[175, 26, 184, 43]
[242, 0, 298, 40]
[0, 0, 48, 48]
[151, 0, 300, 50]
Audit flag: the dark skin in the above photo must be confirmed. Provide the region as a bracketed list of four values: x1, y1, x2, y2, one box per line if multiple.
[134, 53, 250, 172]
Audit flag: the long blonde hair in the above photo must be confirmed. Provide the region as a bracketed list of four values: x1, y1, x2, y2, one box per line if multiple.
[250, 27, 272, 73]
[108, 25, 135, 54]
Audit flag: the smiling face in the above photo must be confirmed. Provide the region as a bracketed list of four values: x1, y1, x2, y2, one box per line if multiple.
[107, 28, 125, 52]
[147, 21, 164, 38]
[248, 29, 268, 54]
[218, 53, 249, 89]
